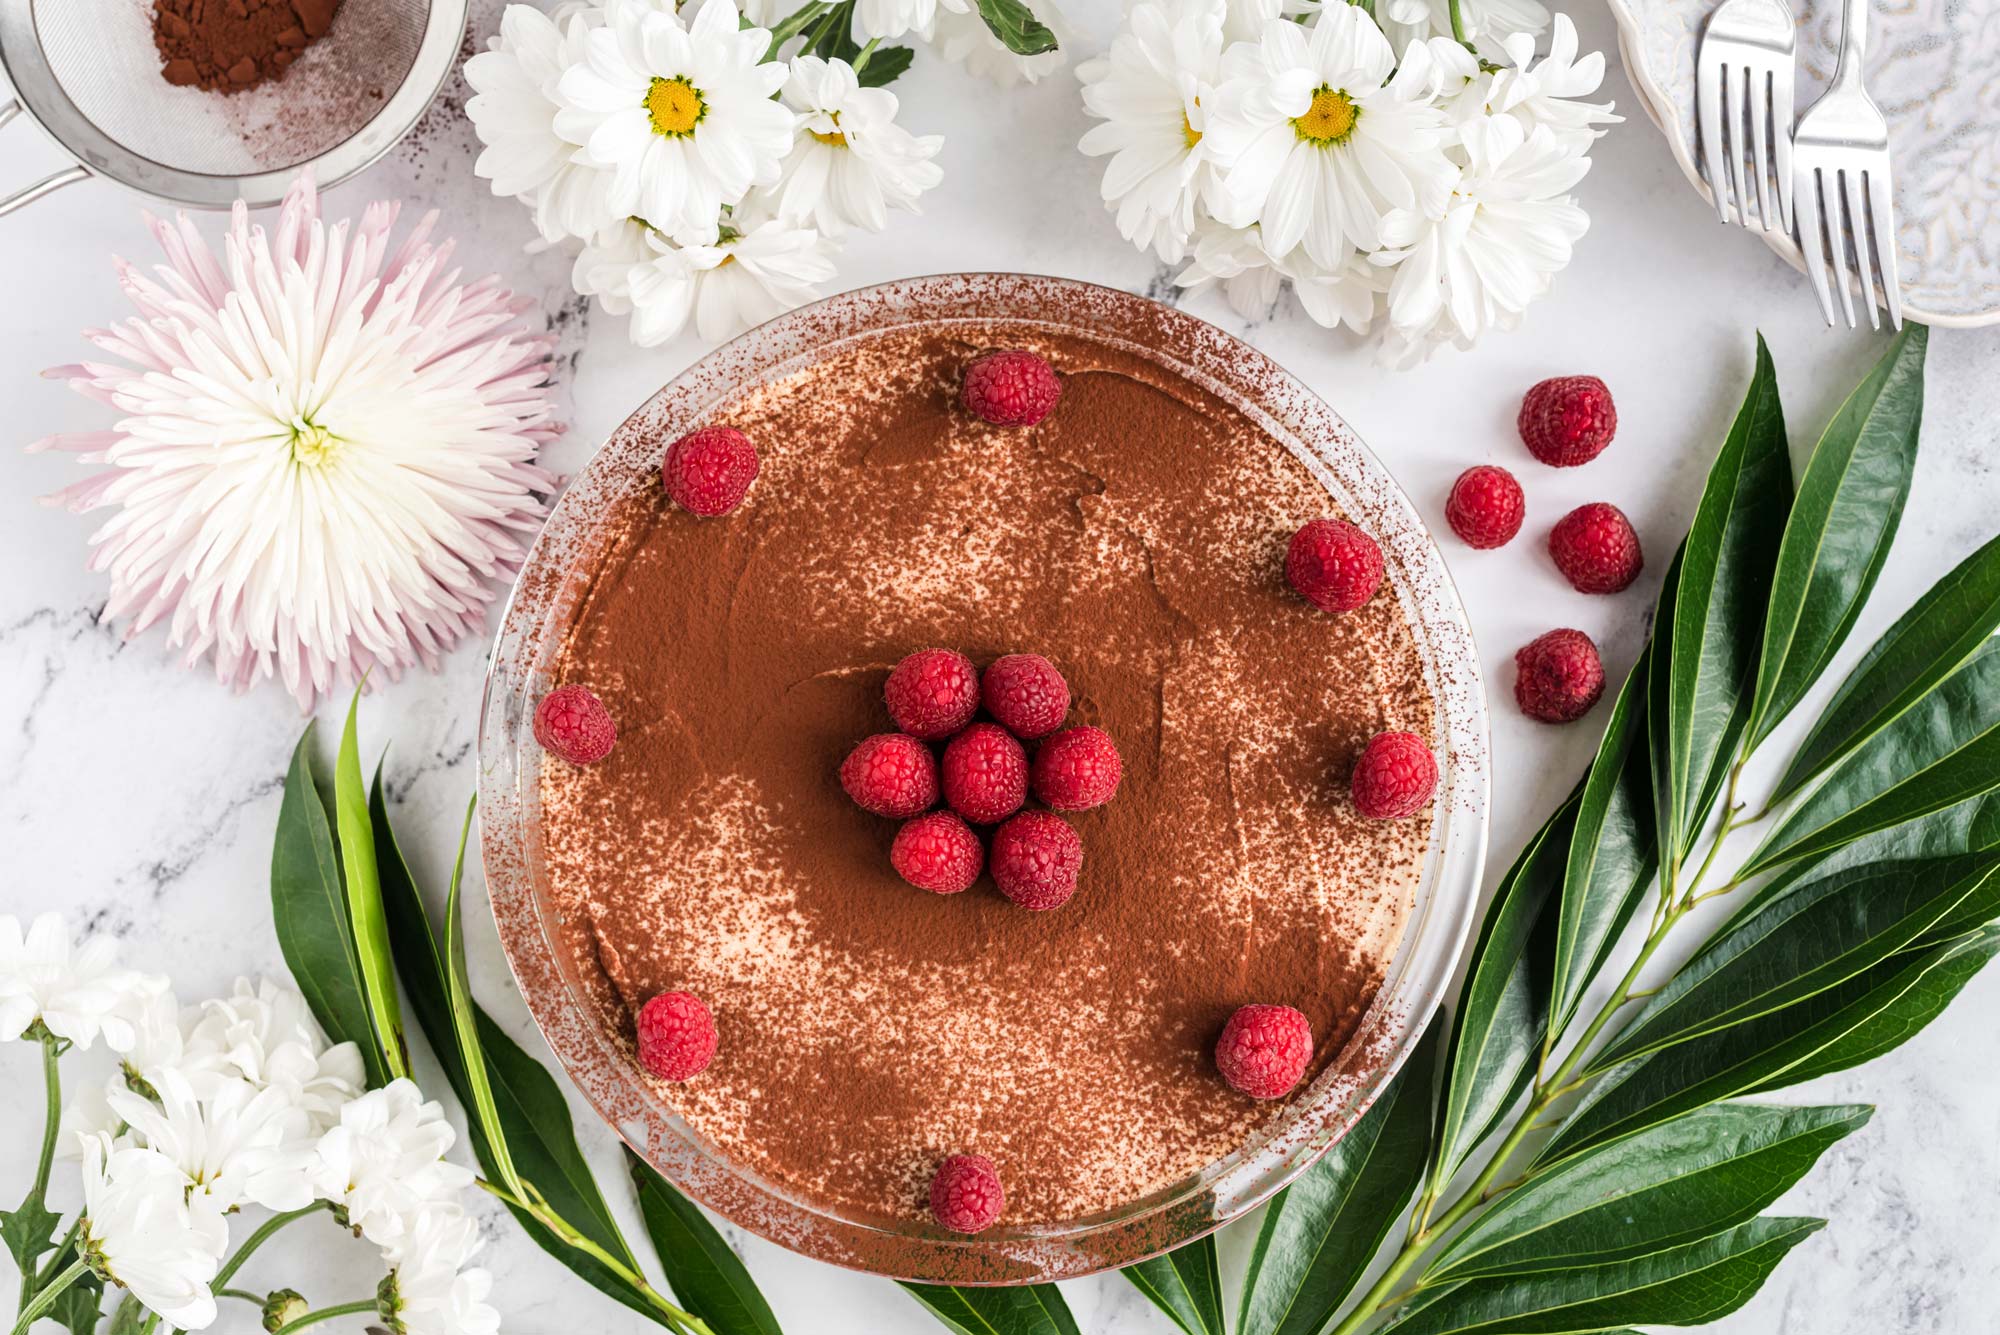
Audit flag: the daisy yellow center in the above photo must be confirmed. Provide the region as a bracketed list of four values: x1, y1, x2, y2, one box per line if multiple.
[1181, 111, 1201, 150]
[1293, 86, 1359, 145]
[290, 420, 339, 467]
[646, 76, 706, 138]
[810, 110, 847, 148]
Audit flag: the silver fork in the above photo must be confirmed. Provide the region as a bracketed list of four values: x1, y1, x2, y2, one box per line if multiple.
[1697, 0, 1796, 232]
[1792, 0, 1902, 328]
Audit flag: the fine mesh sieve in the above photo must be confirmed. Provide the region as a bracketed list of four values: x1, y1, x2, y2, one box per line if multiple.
[0, 0, 466, 215]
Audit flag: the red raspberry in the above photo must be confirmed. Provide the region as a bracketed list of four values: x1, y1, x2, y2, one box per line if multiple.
[961, 350, 1062, 427]
[663, 426, 759, 516]
[532, 685, 617, 765]
[1445, 465, 1525, 550]
[1351, 730, 1437, 821]
[891, 812, 984, 894]
[885, 649, 980, 740]
[929, 1154, 1005, 1234]
[1031, 726, 1122, 811]
[1285, 518, 1384, 615]
[636, 991, 717, 1082]
[1214, 1003, 1314, 1100]
[1518, 375, 1616, 467]
[980, 653, 1071, 740]
[1515, 628, 1606, 724]
[1549, 502, 1644, 594]
[840, 733, 939, 819]
[990, 811, 1084, 910]
[941, 723, 1028, 825]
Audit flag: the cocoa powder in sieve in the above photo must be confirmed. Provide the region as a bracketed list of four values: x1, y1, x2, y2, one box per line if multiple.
[153, 0, 341, 93]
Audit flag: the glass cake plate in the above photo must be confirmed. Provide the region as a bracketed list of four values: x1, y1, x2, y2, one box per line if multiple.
[478, 273, 1491, 1284]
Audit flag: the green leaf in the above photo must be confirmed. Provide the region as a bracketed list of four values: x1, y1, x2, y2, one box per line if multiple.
[0, 1198, 60, 1277]
[1376, 1216, 1823, 1335]
[1121, 1236, 1222, 1335]
[1775, 530, 2000, 801]
[374, 772, 470, 1097]
[1426, 1103, 1867, 1283]
[899, 1283, 1080, 1335]
[104, 1294, 146, 1335]
[1748, 324, 1927, 746]
[1238, 1016, 1442, 1335]
[46, 1268, 102, 1335]
[629, 1153, 784, 1335]
[1596, 855, 2000, 1068]
[972, 0, 1057, 55]
[856, 44, 915, 86]
[272, 724, 382, 1084]
[333, 690, 407, 1079]
[439, 793, 521, 1196]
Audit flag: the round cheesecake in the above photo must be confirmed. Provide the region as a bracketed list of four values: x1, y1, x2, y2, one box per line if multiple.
[537, 317, 1437, 1228]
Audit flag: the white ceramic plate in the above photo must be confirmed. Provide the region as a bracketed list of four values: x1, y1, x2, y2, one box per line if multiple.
[1610, 0, 2000, 327]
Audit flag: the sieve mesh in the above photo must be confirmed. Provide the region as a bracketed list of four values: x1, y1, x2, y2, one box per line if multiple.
[34, 0, 427, 176]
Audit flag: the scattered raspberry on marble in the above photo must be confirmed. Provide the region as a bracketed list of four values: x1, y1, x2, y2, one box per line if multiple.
[885, 648, 981, 740]
[961, 349, 1062, 427]
[1286, 518, 1384, 615]
[1549, 501, 1644, 593]
[1519, 375, 1617, 467]
[1214, 1003, 1314, 1100]
[891, 812, 985, 894]
[1445, 465, 1525, 549]
[636, 991, 717, 1082]
[1515, 628, 1606, 723]
[991, 810, 1084, 911]
[662, 425, 760, 516]
[839, 733, 939, 819]
[941, 723, 1029, 825]
[1031, 725, 1123, 812]
[1351, 730, 1438, 820]
[929, 1153, 1005, 1234]
[532, 685, 617, 766]
[981, 652, 1071, 740]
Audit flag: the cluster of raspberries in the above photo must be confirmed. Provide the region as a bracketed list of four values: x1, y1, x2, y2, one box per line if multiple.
[840, 649, 1121, 912]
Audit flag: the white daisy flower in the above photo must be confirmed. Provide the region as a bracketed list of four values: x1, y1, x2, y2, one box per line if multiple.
[1221, 0, 1279, 43]
[929, 0, 1070, 87]
[855, 0, 943, 41]
[465, 4, 618, 245]
[575, 211, 837, 346]
[0, 913, 166, 1053]
[311, 1079, 475, 1255]
[180, 977, 365, 1134]
[776, 56, 943, 236]
[1173, 220, 1284, 321]
[572, 220, 704, 347]
[554, 0, 794, 242]
[1077, 0, 1232, 263]
[380, 1206, 499, 1335]
[106, 1068, 319, 1214]
[1206, 5, 1457, 262]
[1286, 244, 1387, 333]
[1489, 14, 1621, 150]
[1379, 0, 1549, 53]
[79, 1134, 228, 1331]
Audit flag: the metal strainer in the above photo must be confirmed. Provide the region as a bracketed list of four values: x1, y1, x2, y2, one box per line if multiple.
[0, 0, 466, 215]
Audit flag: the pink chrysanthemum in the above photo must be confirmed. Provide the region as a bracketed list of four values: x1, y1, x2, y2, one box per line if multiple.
[34, 174, 560, 710]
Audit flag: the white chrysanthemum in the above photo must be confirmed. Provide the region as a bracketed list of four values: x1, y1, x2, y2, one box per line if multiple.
[180, 977, 365, 1133]
[107, 1068, 319, 1214]
[1378, 0, 1549, 53]
[466, 4, 618, 245]
[1077, 0, 1232, 263]
[381, 1207, 499, 1335]
[575, 212, 837, 346]
[0, 913, 166, 1052]
[79, 1134, 228, 1331]
[1286, 244, 1388, 333]
[855, 0, 942, 41]
[929, 0, 1070, 87]
[37, 176, 560, 710]
[776, 56, 943, 235]
[553, 0, 793, 242]
[1489, 15, 1621, 150]
[311, 1079, 475, 1255]
[1206, 5, 1456, 262]
[1221, 0, 1278, 43]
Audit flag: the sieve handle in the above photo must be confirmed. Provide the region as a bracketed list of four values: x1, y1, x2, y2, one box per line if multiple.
[0, 101, 91, 218]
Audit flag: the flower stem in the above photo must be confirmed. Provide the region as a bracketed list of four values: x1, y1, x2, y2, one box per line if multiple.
[15, 1030, 63, 1315]
[8, 1257, 86, 1335]
[854, 36, 880, 72]
[211, 1204, 327, 1293]
[269, 1299, 377, 1335]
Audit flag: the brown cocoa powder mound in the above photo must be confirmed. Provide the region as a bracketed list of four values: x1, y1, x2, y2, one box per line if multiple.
[154, 0, 341, 93]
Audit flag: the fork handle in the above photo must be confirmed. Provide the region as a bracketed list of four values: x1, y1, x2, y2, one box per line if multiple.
[1833, 0, 1868, 84]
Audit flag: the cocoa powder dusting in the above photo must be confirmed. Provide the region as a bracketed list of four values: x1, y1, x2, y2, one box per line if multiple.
[154, 0, 340, 93]
[539, 319, 1437, 1227]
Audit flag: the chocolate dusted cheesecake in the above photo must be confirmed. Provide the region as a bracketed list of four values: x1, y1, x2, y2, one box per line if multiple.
[533, 315, 1439, 1230]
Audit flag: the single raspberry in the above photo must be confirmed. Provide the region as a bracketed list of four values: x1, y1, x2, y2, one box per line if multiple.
[941, 723, 1029, 825]
[1285, 518, 1384, 615]
[885, 649, 981, 740]
[990, 811, 1084, 911]
[840, 733, 939, 819]
[1351, 730, 1438, 821]
[961, 350, 1062, 427]
[1518, 375, 1617, 467]
[980, 653, 1071, 740]
[532, 685, 617, 765]
[891, 812, 985, 894]
[662, 426, 760, 516]
[1214, 1004, 1314, 1100]
[1031, 726, 1123, 811]
[1549, 502, 1644, 594]
[929, 1154, 1005, 1234]
[1515, 628, 1606, 723]
[1445, 465, 1525, 550]
[636, 991, 717, 1082]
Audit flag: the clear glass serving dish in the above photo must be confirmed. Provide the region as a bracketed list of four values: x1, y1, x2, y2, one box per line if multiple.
[478, 273, 1490, 1284]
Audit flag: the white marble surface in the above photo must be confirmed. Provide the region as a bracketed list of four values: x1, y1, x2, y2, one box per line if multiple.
[2, 4, 1997, 1333]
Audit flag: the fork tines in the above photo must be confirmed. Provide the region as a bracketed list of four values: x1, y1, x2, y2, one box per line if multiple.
[1697, 0, 1797, 233]
[1793, 138, 1903, 330]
